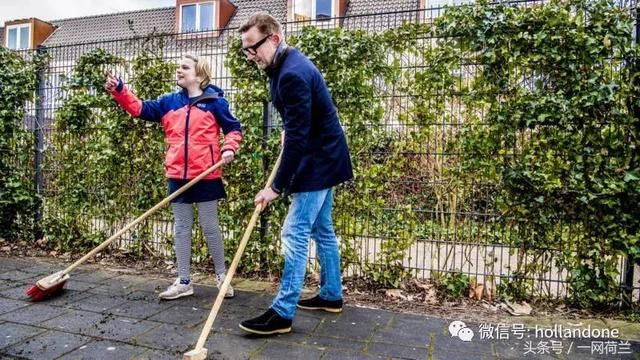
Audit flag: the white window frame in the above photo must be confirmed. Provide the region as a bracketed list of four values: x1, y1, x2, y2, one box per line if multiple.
[6, 23, 31, 50]
[293, 0, 336, 21]
[180, 1, 216, 33]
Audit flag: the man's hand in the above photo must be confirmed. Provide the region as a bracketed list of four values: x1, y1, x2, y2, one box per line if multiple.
[104, 71, 119, 92]
[254, 187, 280, 211]
[221, 150, 235, 164]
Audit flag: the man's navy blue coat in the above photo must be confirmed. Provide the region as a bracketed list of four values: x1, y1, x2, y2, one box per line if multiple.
[267, 47, 353, 194]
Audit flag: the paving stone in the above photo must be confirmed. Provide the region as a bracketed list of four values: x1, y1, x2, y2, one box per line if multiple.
[0, 258, 23, 272]
[269, 329, 310, 344]
[0, 270, 37, 282]
[40, 309, 105, 333]
[322, 350, 384, 359]
[432, 352, 496, 360]
[292, 312, 322, 334]
[2, 330, 91, 359]
[19, 264, 64, 275]
[0, 280, 28, 292]
[68, 294, 128, 313]
[430, 334, 495, 359]
[228, 290, 273, 308]
[0, 298, 29, 316]
[307, 335, 367, 352]
[130, 280, 165, 295]
[71, 270, 120, 283]
[0, 304, 68, 325]
[0, 323, 45, 350]
[148, 304, 206, 326]
[83, 315, 160, 342]
[373, 314, 442, 347]
[0, 285, 32, 301]
[63, 279, 99, 292]
[107, 300, 176, 320]
[213, 312, 250, 337]
[88, 280, 137, 297]
[34, 288, 94, 307]
[134, 323, 200, 353]
[493, 338, 567, 359]
[3, 258, 640, 360]
[315, 314, 381, 342]
[112, 274, 152, 286]
[204, 332, 268, 360]
[62, 339, 147, 359]
[133, 348, 181, 359]
[367, 341, 428, 359]
[253, 341, 323, 360]
[122, 290, 158, 302]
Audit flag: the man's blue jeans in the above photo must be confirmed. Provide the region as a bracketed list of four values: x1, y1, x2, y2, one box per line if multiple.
[271, 188, 343, 319]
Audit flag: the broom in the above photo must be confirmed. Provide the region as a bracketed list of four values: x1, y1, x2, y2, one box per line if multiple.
[183, 150, 282, 360]
[26, 160, 226, 301]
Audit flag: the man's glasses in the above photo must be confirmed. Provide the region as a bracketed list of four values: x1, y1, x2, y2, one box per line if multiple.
[242, 34, 272, 56]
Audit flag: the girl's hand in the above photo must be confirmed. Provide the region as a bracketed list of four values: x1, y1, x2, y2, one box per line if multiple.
[221, 150, 235, 164]
[104, 71, 119, 92]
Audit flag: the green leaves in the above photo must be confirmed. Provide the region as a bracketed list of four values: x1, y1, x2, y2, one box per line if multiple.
[0, 47, 38, 241]
[47, 47, 168, 252]
[447, 0, 639, 306]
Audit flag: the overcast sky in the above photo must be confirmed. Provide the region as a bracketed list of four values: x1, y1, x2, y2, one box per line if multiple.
[0, 0, 175, 24]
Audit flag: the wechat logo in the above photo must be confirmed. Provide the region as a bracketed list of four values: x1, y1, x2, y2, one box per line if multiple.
[449, 320, 474, 342]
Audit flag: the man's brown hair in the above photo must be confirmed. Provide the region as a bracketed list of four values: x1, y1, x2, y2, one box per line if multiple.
[239, 13, 281, 35]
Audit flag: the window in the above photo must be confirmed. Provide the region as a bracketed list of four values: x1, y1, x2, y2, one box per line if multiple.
[6, 24, 30, 50]
[293, 0, 334, 21]
[426, 0, 473, 8]
[180, 2, 215, 32]
[422, 0, 473, 21]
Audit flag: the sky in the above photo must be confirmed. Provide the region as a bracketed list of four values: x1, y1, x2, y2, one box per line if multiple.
[0, 0, 175, 24]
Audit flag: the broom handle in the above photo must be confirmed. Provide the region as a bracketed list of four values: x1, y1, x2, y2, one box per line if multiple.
[61, 160, 226, 276]
[193, 150, 282, 351]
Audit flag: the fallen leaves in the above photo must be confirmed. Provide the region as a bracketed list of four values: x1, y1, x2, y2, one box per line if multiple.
[385, 288, 406, 300]
[498, 300, 532, 316]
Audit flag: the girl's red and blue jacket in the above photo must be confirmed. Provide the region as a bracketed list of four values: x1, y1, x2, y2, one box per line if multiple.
[110, 81, 242, 180]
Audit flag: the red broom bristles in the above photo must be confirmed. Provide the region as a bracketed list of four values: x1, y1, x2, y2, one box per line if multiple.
[25, 281, 67, 301]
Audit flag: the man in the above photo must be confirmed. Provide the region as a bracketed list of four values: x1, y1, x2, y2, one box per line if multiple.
[238, 13, 354, 335]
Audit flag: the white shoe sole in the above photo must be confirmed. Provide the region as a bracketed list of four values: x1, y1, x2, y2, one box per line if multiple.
[159, 288, 194, 300]
[238, 323, 291, 335]
[296, 304, 342, 313]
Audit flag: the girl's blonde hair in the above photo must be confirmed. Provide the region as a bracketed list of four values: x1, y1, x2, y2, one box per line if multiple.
[184, 54, 211, 89]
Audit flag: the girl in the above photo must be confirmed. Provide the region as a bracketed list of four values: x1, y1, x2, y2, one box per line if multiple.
[105, 54, 242, 300]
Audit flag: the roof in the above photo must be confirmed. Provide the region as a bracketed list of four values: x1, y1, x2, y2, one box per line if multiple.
[226, 0, 288, 31]
[344, 0, 421, 31]
[346, 0, 419, 16]
[38, 0, 423, 47]
[43, 7, 176, 47]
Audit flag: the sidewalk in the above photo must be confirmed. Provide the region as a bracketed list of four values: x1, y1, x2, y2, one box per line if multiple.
[0, 256, 638, 359]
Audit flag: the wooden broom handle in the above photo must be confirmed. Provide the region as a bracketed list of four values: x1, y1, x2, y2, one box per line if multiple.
[193, 150, 282, 351]
[61, 160, 226, 275]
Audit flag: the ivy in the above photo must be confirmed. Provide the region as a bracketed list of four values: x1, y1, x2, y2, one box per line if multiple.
[437, 0, 639, 307]
[0, 47, 37, 241]
[45, 47, 171, 252]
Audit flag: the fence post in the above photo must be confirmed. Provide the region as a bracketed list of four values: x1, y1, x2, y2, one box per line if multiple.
[33, 45, 47, 240]
[621, 7, 640, 304]
[259, 101, 272, 242]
